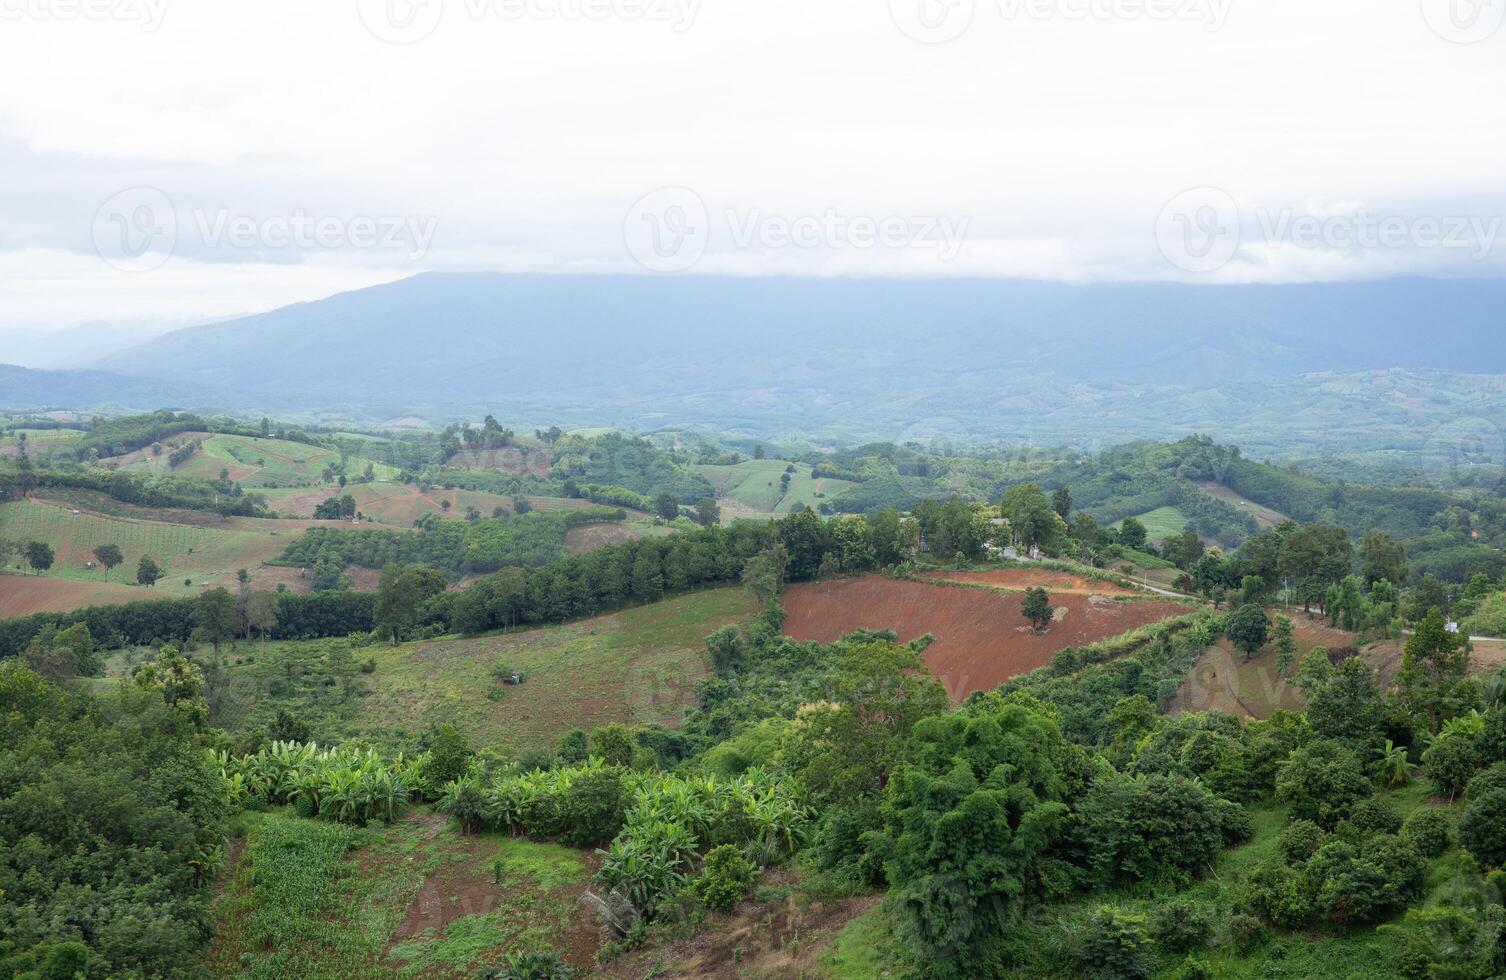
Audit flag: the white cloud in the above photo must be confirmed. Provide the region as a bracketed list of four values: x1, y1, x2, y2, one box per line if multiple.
[0, 0, 1502, 337]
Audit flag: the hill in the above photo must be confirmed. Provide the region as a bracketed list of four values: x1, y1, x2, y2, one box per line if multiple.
[87, 273, 1506, 458]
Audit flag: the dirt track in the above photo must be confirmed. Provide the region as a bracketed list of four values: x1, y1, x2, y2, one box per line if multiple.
[782, 575, 1192, 700]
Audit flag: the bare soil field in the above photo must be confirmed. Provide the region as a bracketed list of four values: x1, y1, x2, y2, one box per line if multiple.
[929, 567, 1137, 595]
[782, 575, 1193, 701]
[0, 574, 145, 616]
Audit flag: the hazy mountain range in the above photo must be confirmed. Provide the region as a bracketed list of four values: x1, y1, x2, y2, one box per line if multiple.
[4, 274, 1505, 460]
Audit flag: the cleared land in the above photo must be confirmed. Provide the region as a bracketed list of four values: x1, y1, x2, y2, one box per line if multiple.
[1190, 480, 1290, 528]
[117, 433, 398, 487]
[694, 460, 855, 518]
[929, 567, 1137, 596]
[444, 445, 552, 476]
[781, 575, 1194, 701]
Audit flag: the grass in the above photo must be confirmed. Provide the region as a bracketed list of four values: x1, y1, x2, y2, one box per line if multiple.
[1124, 505, 1189, 543]
[208, 809, 593, 978]
[123, 433, 398, 488]
[694, 459, 855, 518]
[820, 903, 909, 978]
[0, 497, 310, 597]
[203, 587, 758, 752]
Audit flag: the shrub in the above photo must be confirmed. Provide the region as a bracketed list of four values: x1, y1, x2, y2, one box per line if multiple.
[1151, 898, 1214, 953]
[1079, 906, 1153, 980]
[1466, 761, 1506, 800]
[1400, 808, 1453, 858]
[1459, 788, 1506, 869]
[1275, 741, 1372, 828]
[1072, 772, 1245, 886]
[693, 845, 757, 913]
[424, 724, 473, 788]
[559, 769, 627, 848]
[1278, 820, 1326, 864]
[1346, 797, 1403, 837]
[1225, 913, 1266, 955]
[1423, 735, 1481, 800]
[488, 947, 574, 979]
[1243, 861, 1312, 928]
[1305, 834, 1425, 924]
[1171, 957, 1214, 980]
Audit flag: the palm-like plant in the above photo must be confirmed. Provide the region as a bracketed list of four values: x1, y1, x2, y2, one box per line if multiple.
[1375, 739, 1412, 787]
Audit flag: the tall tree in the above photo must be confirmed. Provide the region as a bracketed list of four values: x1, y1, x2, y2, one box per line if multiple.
[1021, 587, 1053, 631]
[24, 541, 54, 576]
[1227, 602, 1271, 660]
[1001, 483, 1058, 550]
[136, 554, 163, 587]
[1051, 486, 1072, 521]
[1400, 607, 1471, 730]
[195, 588, 238, 654]
[92, 544, 124, 578]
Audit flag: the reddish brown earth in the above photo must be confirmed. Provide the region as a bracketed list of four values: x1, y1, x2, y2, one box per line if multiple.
[930, 567, 1137, 595]
[0, 574, 144, 616]
[782, 575, 1193, 700]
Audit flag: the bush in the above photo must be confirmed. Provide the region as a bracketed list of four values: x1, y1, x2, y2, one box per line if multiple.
[1346, 797, 1403, 837]
[424, 724, 473, 788]
[1072, 772, 1245, 886]
[1278, 820, 1326, 864]
[1305, 834, 1425, 924]
[1459, 788, 1506, 868]
[1171, 957, 1214, 980]
[559, 769, 627, 848]
[488, 947, 574, 979]
[1243, 861, 1312, 928]
[1275, 741, 1372, 828]
[1466, 761, 1506, 800]
[1225, 913, 1266, 955]
[1151, 898, 1214, 953]
[692, 845, 757, 913]
[1400, 808, 1453, 858]
[1079, 906, 1153, 980]
[1423, 735, 1481, 800]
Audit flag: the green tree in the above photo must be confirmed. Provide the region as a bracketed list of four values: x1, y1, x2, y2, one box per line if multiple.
[1226, 603, 1270, 660]
[24, 540, 54, 575]
[375, 565, 448, 644]
[654, 492, 679, 521]
[244, 590, 280, 648]
[1401, 607, 1471, 730]
[1273, 615, 1296, 677]
[92, 543, 124, 578]
[1051, 486, 1072, 520]
[424, 723, 473, 787]
[136, 553, 163, 587]
[1022, 587, 1053, 631]
[195, 587, 238, 654]
[1002, 483, 1058, 550]
[1360, 530, 1408, 589]
[1275, 741, 1372, 828]
[694, 497, 720, 527]
[1117, 518, 1147, 551]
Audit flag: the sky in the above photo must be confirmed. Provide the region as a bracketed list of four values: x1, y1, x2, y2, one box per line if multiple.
[0, 0, 1503, 353]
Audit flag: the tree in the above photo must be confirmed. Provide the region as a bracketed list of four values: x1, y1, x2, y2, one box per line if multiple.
[1401, 607, 1471, 730]
[93, 543, 124, 578]
[136, 554, 163, 587]
[694, 497, 721, 527]
[778, 508, 828, 581]
[195, 587, 238, 654]
[1117, 518, 1147, 551]
[654, 492, 679, 521]
[1273, 615, 1296, 677]
[375, 565, 448, 644]
[1001, 483, 1058, 551]
[1360, 530, 1408, 589]
[1275, 741, 1372, 828]
[1458, 788, 1506, 868]
[244, 590, 280, 648]
[24, 540, 54, 575]
[1051, 486, 1072, 521]
[1226, 603, 1270, 660]
[741, 543, 789, 603]
[1022, 587, 1053, 632]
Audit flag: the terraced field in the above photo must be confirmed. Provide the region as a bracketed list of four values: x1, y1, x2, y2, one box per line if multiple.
[118, 433, 399, 487]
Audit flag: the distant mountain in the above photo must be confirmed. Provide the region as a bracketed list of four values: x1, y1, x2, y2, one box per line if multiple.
[89, 273, 1506, 456]
[0, 364, 211, 412]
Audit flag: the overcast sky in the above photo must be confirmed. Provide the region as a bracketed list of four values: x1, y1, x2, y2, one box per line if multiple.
[1, 0, 1503, 344]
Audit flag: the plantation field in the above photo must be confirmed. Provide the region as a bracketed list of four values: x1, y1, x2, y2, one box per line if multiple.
[782, 575, 1195, 700]
[1190, 480, 1290, 528]
[0, 497, 325, 602]
[562, 519, 676, 555]
[443, 445, 551, 476]
[1124, 505, 1189, 542]
[0, 573, 145, 616]
[212, 588, 757, 750]
[260, 482, 639, 529]
[693, 460, 855, 518]
[208, 809, 606, 978]
[119, 433, 398, 487]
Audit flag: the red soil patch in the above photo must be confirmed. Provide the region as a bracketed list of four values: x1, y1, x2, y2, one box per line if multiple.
[0, 574, 144, 616]
[445, 446, 552, 477]
[564, 522, 644, 555]
[931, 567, 1137, 596]
[782, 576, 1193, 700]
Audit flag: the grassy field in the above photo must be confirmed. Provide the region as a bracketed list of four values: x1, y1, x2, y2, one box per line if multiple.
[258, 482, 640, 527]
[1190, 480, 1290, 528]
[0, 497, 318, 602]
[121, 433, 399, 488]
[693, 459, 855, 518]
[1124, 505, 1189, 542]
[208, 809, 602, 978]
[199, 587, 758, 751]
